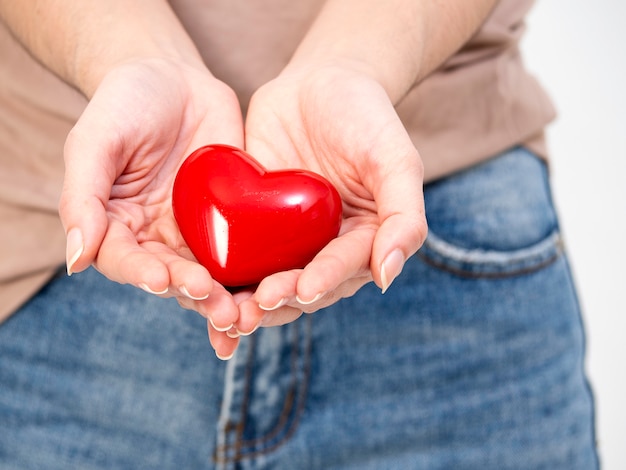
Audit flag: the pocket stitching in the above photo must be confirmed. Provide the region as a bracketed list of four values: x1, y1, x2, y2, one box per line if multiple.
[417, 230, 564, 279]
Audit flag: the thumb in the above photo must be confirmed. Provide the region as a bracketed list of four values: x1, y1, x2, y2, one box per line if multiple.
[369, 139, 428, 293]
[58, 119, 115, 275]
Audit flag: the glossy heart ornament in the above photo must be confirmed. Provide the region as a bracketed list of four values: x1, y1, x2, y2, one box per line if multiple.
[172, 144, 342, 287]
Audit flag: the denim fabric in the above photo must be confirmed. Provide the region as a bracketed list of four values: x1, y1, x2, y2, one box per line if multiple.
[0, 270, 226, 469]
[0, 147, 598, 469]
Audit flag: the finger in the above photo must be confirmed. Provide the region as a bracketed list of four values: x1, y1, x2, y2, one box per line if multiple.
[366, 136, 428, 293]
[177, 286, 252, 337]
[238, 295, 304, 330]
[253, 262, 370, 315]
[294, 221, 375, 304]
[208, 323, 240, 361]
[255, 307, 304, 328]
[59, 114, 119, 275]
[296, 276, 370, 313]
[234, 297, 267, 335]
[141, 240, 213, 301]
[185, 283, 240, 333]
[252, 270, 300, 315]
[93, 217, 172, 293]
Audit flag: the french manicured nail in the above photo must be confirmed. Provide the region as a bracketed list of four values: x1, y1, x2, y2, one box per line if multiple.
[216, 350, 235, 361]
[179, 285, 209, 301]
[65, 227, 84, 276]
[209, 317, 234, 333]
[236, 322, 261, 337]
[381, 249, 405, 294]
[226, 328, 240, 339]
[295, 292, 324, 305]
[138, 283, 169, 296]
[258, 298, 287, 311]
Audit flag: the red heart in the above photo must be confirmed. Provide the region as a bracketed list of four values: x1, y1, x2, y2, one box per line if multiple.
[172, 144, 342, 287]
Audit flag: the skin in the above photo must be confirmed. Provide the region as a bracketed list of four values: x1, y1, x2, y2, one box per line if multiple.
[0, 0, 498, 359]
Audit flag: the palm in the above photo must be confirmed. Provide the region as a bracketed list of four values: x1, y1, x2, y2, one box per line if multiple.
[239, 67, 426, 326]
[99, 61, 240, 223]
[60, 58, 245, 356]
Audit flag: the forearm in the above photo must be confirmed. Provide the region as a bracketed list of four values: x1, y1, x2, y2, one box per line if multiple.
[0, 0, 204, 97]
[288, 0, 498, 103]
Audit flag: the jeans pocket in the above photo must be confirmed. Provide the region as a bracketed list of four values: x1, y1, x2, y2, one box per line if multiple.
[419, 147, 564, 278]
[418, 229, 564, 278]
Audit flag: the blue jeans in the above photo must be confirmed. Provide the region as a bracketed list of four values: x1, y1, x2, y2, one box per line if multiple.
[0, 148, 598, 469]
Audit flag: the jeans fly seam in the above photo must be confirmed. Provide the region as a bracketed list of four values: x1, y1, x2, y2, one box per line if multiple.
[214, 316, 312, 463]
[213, 332, 257, 466]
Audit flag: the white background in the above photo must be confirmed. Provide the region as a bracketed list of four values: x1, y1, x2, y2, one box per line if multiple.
[521, 1, 626, 468]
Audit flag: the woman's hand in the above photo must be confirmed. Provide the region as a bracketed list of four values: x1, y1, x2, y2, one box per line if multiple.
[59, 58, 245, 359]
[1, 0, 255, 358]
[229, 64, 428, 331]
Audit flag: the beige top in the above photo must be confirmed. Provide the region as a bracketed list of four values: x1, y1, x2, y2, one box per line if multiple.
[0, 0, 555, 322]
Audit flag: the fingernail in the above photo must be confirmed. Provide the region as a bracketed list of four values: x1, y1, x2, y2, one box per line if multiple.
[381, 249, 405, 294]
[226, 328, 240, 339]
[180, 285, 209, 301]
[209, 316, 234, 333]
[236, 322, 260, 337]
[66, 227, 84, 276]
[138, 283, 169, 296]
[258, 298, 287, 311]
[216, 350, 235, 361]
[295, 292, 324, 305]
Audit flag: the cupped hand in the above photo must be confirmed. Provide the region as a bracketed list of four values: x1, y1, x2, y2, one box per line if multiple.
[230, 64, 428, 331]
[58, 58, 244, 359]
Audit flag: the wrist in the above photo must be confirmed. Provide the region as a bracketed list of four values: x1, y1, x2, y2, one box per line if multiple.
[0, 0, 205, 99]
[283, 0, 499, 104]
[283, 1, 425, 104]
[70, 4, 205, 97]
[73, 42, 205, 99]
[287, 52, 417, 108]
